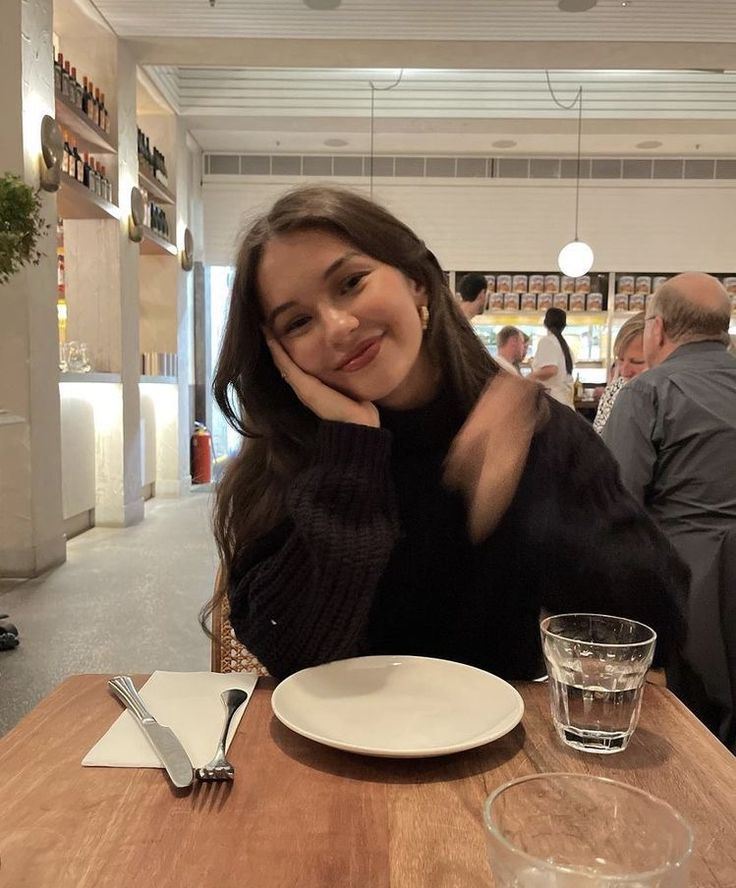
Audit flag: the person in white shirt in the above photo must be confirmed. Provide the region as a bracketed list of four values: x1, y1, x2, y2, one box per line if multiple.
[494, 325, 524, 375]
[530, 308, 574, 408]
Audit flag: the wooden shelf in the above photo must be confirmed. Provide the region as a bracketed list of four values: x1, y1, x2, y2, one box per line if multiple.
[55, 92, 116, 155]
[138, 169, 175, 206]
[139, 375, 177, 385]
[140, 227, 177, 256]
[58, 172, 121, 220]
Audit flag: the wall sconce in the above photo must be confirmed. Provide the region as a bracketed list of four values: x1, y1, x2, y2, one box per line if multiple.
[39, 115, 63, 192]
[180, 227, 194, 271]
[128, 186, 144, 242]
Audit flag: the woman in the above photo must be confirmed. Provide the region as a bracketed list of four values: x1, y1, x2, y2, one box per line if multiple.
[529, 308, 574, 408]
[204, 185, 686, 681]
[593, 311, 647, 434]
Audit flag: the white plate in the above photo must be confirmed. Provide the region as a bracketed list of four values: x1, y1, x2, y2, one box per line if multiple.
[271, 655, 524, 758]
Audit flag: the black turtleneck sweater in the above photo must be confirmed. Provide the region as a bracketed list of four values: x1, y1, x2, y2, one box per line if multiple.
[228, 391, 688, 680]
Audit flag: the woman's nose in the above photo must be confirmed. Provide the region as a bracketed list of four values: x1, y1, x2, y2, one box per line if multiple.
[323, 306, 359, 342]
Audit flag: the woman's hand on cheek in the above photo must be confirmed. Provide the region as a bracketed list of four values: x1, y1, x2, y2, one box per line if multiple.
[265, 334, 380, 428]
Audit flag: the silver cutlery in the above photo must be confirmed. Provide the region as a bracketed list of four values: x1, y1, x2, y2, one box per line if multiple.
[196, 688, 248, 782]
[108, 675, 194, 789]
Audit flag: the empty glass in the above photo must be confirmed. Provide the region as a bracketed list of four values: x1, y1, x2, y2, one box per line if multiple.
[483, 773, 693, 887]
[541, 614, 656, 754]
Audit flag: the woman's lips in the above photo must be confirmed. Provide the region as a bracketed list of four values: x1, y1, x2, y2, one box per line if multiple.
[336, 336, 383, 372]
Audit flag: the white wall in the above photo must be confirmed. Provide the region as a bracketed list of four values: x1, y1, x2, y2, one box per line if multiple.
[203, 177, 736, 274]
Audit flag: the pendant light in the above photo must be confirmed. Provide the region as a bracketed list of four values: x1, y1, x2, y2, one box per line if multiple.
[546, 73, 594, 277]
[368, 70, 403, 199]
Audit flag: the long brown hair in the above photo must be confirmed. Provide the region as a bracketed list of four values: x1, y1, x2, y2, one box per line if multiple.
[203, 185, 497, 630]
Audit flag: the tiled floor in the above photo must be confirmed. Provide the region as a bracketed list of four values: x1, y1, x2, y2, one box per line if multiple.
[0, 491, 217, 736]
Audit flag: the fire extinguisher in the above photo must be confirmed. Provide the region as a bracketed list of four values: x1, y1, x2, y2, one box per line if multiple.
[191, 422, 213, 484]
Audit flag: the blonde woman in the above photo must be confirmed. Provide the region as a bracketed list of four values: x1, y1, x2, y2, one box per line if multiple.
[593, 311, 647, 434]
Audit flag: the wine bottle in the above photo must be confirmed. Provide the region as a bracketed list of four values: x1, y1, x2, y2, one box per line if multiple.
[574, 373, 584, 401]
[68, 135, 75, 177]
[54, 51, 62, 93]
[82, 76, 89, 115]
[87, 80, 95, 120]
[100, 165, 111, 202]
[74, 142, 84, 183]
[71, 67, 82, 109]
[100, 92, 109, 133]
[93, 87, 101, 128]
[62, 59, 71, 101]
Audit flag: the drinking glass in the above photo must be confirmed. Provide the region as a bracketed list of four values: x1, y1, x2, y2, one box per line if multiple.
[541, 613, 656, 754]
[76, 342, 92, 372]
[483, 773, 693, 887]
[66, 341, 84, 372]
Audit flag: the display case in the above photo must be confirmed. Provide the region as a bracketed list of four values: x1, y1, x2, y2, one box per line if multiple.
[459, 269, 736, 390]
[457, 269, 610, 387]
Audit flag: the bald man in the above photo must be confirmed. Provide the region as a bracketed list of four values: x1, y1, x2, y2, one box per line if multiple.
[603, 272, 736, 750]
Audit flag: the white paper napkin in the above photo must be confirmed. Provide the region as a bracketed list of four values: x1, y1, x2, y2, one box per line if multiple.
[82, 671, 259, 770]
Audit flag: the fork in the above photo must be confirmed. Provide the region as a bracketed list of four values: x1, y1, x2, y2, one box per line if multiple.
[196, 688, 249, 782]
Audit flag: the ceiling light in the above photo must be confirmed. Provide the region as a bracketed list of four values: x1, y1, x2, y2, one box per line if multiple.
[636, 140, 663, 149]
[303, 0, 341, 8]
[492, 139, 517, 149]
[324, 138, 348, 147]
[558, 240, 594, 278]
[552, 81, 594, 277]
[557, 0, 597, 11]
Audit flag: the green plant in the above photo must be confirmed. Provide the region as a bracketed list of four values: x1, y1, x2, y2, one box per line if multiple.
[0, 173, 49, 285]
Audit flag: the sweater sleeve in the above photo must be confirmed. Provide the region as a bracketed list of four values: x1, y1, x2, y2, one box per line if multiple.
[227, 421, 400, 679]
[522, 401, 689, 668]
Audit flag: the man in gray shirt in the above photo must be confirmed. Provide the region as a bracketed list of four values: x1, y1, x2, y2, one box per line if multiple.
[603, 272, 736, 749]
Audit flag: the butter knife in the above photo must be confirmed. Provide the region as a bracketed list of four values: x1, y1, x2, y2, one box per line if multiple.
[108, 675, 194, 789]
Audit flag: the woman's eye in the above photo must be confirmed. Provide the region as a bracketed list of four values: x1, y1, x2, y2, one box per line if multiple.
[341, 272, 367, 293]
[283, 316, 311, 335]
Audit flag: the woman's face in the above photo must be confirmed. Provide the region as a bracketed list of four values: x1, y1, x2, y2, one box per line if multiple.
[258, 228, 436, 409]
[617, 335, 647, 379]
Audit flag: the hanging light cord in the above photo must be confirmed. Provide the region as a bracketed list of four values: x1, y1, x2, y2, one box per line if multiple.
[368, 69, 404, 198]
[545, 71, 584, 241]
[574, 89, 583, 240]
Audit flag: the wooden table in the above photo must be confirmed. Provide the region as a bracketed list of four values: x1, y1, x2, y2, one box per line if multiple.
[1, 676, 734, 887]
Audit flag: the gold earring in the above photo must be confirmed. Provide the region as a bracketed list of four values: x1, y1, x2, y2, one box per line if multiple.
[419, 305, 429, 331]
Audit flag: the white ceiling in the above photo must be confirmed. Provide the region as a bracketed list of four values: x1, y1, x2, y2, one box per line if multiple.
[141, 66, 736, 155]
[92, 0, 736, 156]
[156, 68, 736, 119]
[92, 0, 736, 42]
